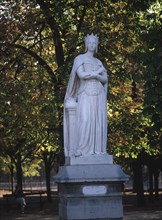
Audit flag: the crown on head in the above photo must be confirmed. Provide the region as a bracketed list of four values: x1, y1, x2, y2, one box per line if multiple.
[84, 33, 99, 52]
[84, 33, 99, 44]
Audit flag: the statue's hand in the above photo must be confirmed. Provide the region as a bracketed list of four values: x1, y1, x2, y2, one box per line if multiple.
[97, 67, 105, 75]
[65, 98, 77, 108]
[92, 68, 107, 83]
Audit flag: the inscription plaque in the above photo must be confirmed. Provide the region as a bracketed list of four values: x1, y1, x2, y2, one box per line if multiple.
[82, 186, 107, 195]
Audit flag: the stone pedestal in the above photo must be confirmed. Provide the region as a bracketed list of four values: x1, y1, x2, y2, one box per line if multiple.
[54, 163, 128, 220]
[65, 103, 77, 156]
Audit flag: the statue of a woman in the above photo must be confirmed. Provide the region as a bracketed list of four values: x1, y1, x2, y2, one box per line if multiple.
[64, 34, 108, 158]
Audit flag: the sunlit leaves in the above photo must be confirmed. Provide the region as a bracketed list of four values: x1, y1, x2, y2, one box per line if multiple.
[137, 1, 162, 137]
[1, 0, 162, 174]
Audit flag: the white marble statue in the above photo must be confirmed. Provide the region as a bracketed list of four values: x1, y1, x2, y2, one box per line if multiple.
[64, 34, 108, 158]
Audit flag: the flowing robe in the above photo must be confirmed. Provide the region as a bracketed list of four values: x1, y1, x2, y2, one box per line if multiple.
[64, 54, 108, 157]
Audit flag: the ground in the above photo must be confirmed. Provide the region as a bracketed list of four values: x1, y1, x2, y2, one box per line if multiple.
[0, 191, 162, 219]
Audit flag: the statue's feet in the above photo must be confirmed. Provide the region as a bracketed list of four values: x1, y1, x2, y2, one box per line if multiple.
[75, 150, 82, 157]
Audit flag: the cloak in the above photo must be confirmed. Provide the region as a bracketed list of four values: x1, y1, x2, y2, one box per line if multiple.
[63, 54, 107, 157]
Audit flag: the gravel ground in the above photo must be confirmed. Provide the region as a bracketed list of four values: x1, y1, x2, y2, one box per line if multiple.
[0, 192, 162, 220]
[0, 210, 162, 220]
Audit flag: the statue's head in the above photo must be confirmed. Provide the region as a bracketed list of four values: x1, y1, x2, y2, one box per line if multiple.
[84, 33, 99, 52]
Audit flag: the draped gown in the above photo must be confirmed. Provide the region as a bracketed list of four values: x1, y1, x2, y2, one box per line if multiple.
[64, 54, 108, 157]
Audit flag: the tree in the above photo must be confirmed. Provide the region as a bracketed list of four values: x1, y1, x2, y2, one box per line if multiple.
[139, 1, 162, 133]
[1, 0, 161, 204]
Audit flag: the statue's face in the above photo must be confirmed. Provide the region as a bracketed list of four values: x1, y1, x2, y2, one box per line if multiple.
[87, 37, 97, 52]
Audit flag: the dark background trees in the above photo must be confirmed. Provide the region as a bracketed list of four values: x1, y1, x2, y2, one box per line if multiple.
[0, 0, 162, 204]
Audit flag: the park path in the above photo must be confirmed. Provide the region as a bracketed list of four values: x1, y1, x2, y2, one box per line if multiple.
[1, 210, 162, 220]
[1, 192, 162, 220]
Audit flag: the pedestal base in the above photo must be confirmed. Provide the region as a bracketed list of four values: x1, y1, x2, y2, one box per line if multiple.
[54, 164, 128, 220]
[65, 154, 113, 165]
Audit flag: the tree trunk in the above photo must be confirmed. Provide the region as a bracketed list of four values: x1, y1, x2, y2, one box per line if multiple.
[44, 156, 52, 202]
[154, 170, 159, 199]
[148, 167, 153, 202]
[16, 153, 23, 190]
[132, 160, 145, 206]
[10, 164, 14, 193]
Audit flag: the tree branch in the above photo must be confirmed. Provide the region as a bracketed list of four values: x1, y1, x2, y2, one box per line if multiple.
[77, 3, 87, 33]
[11, 43, 57, 85]
[36, 0, 64, 67]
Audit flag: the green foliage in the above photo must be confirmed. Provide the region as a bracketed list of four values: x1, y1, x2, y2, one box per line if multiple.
[23, 159, 42, 177]
[137, 2, 162, 136]
[0, 0, 162, 179]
